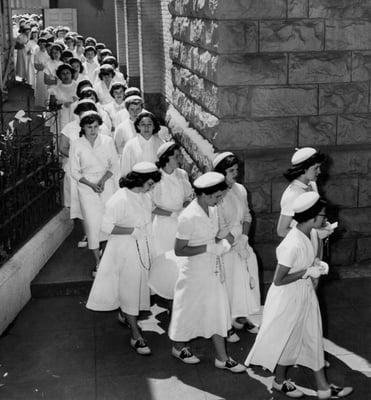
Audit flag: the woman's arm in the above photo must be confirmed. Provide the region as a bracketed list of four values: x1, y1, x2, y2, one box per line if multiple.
[273, 264, 306, 286]
[59, 134, 70, 158]
[277, 214, 293, 238]
[174, 238, 206, 257]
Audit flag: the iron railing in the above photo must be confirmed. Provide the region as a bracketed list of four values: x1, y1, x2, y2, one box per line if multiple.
[0, 105, 63, 265]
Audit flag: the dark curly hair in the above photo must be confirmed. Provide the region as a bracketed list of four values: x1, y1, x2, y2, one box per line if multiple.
[109, 82, 127, 97]
[134, 111, 160, 135]
[156, 143, 180, 169]
[293, 198, 327, 223]
[56, 63, 74, 79]
[73, 100, 97, 115]
[69, 57, 84, 73]
[76, 80, 93, 98]
[283, 152, 326, 182]
[98, 65, 115, 80]
[193, 180, 228, 196]
[119, 170, 162, 189]
[79, 112, 103, 137]
[213, 154, 239, 176]
[79, 88, 98, 102]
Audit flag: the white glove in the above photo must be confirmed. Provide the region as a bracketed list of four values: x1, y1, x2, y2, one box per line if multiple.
[230, 225, 243, 242]
[207, 239, 231, 256]
[316, 222, 334, 239]
[302, 266, 322, 279]
[318, 261, 329, 275]
[233, 234, 250, 259]
[131, 226, 146, 241]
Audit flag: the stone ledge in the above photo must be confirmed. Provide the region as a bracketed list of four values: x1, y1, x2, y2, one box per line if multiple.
[0, 209, 73, 334]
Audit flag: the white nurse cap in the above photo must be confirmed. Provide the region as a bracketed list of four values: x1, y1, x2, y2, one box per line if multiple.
[212, 152, 234, 168]
[292, 192, 320, 213]
[132, 161, 158, 174]
[193, 172, 225, 188]
[291, 147, 316, 165]
[157, 141, 176, 158]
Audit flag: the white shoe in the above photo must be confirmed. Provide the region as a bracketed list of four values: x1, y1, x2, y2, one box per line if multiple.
[77, 235, 88, 248]
[226, 331, 240, 343]
[317, 384, 353, 399]
[130, 338, 151, 356]
[214, 358, 246, 373]
[272, 379, 304, 398]
[172, 347, 200, 364]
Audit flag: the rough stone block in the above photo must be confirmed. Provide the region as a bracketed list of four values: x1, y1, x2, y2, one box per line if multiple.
[272, 179, 290, 213]
[326, 149, 371, 176]
[356, 237, 371, 262]
[358, 176, 371, 207]
[214, 118, 297, 150]
[288, 0, 309, 18]
[254, 214, 278, 243]
[309, 0, 371, 18]
[352, 51, 371, 81]
[319, 82, 368, 114]
[218, 53, 287, 86]
[218, 86, 251, 118]
[247, 182, 272, 213]
[250, 85, 317, 117]
[172, 65, 219, 115]
[244, 154, 289, 182]
[260, 20, 324, 52]
[168, 0, 287, 19]
[254, 242, 280, 271]
[329, 238, 356, 266]
[326, 20, 371, 50]
[338, 208, 371, 236]
[338, 114, 371, 145]
[289, 52, 351, 84]
[322, 176, 358, 208]
[299, 116, 337, 146]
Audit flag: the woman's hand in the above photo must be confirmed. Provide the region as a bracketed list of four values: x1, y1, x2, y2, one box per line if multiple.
[34, 63, 44, 71]
[90, 182, 103, 193]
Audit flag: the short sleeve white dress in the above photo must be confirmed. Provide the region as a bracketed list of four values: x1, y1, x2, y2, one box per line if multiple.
[245, 227, 325, 372]
[86, 188, 154, 315]
[168, 199, 231, 341]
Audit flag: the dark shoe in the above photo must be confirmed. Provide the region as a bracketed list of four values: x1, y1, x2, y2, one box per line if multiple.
[130, 338, 151, 355]
[317, 384, 353, 399]
[272, 379, 304, 398]
[172, 346, 200, 364]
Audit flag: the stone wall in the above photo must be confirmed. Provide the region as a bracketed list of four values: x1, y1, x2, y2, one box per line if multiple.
[167, 0, 371, 269]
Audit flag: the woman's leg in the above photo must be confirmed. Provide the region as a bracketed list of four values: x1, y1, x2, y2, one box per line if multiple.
[274, 364, 288, 384]
[92, 248, 100, 266]
[314, 368, 330, 391]
[212, 334, 228, 362]
[173, 341, 187, 351]
[125, 313, 143, 340]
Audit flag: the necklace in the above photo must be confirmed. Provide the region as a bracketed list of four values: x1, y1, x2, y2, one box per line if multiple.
[135, 237, 152, 270]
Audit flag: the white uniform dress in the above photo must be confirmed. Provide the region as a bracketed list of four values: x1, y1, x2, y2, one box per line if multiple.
[70, 134, 119, 249]
[218, 183, 260, 318]
[114, 118, 136, 155]
[83, 60, 99, 82]
[93, 80, 113, 105]
[48, 81, 78, 131]
[149, 168, 193, 299]
[168, 199, 231, 341]
[121, 134, 164, 177]
[281, 179, 320, 256]
[104, 101, 129, 131]
[86, 188, 153, 314]
[33, 47, 50, 107]
[62, 121, 111, 212]
[245, 227, 325, 372]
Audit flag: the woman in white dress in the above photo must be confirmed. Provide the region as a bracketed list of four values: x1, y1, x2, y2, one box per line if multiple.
[59, 99, 98, 209]
[114, 95, 143, 155]
[101, 56, 126, 85]
[83, 46, 99, 83]
[26, 27, 38, 88]
[245, 192, 353, 400]
[15, 26, 30, 82]
[148, 142, 193, 299]
[103, 82, 129, 131]
[70, 111, 119, 273]
[43, 44, 63, 88]
[33, 37, 50, 107]
[86, 162, 162, 356]
[169, 172, 246, 373]
[212, 152, 260, 343]
[93, 64, 115, 105]
[121, 111, 164, 176]
[48, 63, 78, 131]
[74, 35, 85, 62]
[69, 57, 87, 85]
